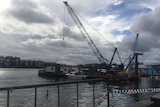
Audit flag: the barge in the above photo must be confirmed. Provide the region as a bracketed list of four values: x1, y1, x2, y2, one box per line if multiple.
[38, 66, 67, 78]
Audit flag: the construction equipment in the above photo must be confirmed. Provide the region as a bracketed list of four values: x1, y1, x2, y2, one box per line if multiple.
[124, 34, 138, 71]
[124, 33, 143, 72]
[123, 33, 139, 65]
[63, 1, 109, 67]
[63, 2, 142, 82]
[109, 47, 117, 66]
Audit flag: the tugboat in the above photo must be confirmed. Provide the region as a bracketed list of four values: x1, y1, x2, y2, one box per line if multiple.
[38, 66, 67, 78]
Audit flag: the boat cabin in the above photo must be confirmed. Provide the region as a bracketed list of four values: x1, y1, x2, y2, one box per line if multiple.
[46, 66, 56, 72]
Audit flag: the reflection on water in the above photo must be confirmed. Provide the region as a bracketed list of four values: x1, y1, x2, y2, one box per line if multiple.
[0, 68, 159, 107]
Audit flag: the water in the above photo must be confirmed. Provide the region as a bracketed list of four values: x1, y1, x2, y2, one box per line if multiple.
[0, 68, 159, 107]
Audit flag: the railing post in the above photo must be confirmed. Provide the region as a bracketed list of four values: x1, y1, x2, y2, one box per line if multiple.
[107, 84, 110, 107]
[76, 83, 79, 107]
[35, 87, 37, 107]
[7, 90, 9, 107]
[58, 85, 60, 107]
[0, 78, 105, 107]
[93, 83, 95, 107]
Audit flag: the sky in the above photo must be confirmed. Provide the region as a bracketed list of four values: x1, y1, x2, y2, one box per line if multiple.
[0, 0, 160, 65]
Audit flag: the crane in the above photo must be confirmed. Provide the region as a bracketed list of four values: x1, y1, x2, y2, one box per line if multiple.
[108, 47, 124, 70]
[63, 1, 109, 67]
[124, 33, 142, 71]
[109, 47, 117, 66]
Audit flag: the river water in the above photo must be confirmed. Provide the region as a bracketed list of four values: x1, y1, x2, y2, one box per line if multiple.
[0, 68, 159, 107]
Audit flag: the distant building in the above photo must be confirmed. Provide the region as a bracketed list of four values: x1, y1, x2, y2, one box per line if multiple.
[0, 56, 46, 68]
[145, 63, 160, 74]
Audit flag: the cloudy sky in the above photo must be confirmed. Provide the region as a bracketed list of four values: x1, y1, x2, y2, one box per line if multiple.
[0, 0, 160, 65]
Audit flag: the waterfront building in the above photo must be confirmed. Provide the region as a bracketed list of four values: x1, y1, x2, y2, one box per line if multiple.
[146, 63, 160, 75]
[0, 56, 45, 68]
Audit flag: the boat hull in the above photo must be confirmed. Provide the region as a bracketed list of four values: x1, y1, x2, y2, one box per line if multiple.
[38, 72, 67, 78]
[66, 74, 87, 79]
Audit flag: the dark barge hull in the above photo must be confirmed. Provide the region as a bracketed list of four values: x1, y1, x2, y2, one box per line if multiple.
[38, 72, 67, 78]
[86, 75, 139, 82]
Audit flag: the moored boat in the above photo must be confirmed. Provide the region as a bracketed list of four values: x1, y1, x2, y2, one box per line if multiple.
[38, 66, 67, 78]
[65, 71, 87, 79]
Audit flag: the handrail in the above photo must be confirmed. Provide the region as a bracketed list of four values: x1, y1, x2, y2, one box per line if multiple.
[0, 78, 106, 91]
[0, 78, 109, 107]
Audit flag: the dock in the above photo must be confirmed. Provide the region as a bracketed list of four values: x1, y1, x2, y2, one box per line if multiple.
[129, 93, 160, 107]
[151, 93, 160, 107]
[129, 100, 154, 107]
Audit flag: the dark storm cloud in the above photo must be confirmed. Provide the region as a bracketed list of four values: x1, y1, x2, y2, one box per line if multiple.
[137, 35, 160, 52]
[0, 32, 32, 57]
[31, 34, 56, 40]
[126, 6, 160, 59]
[22, 37, 73, 49]
[131, 7, 160, 36]
[63, 26, 84, 41]
[47, 40, 73, 48]
[8, 0, 53, 24]
[11, 0, 38, 9]
[9, 9, 53, 24]
[117, 34, 160, 53]
[0, 33, 73, 62]
[66, 53, 98, 64]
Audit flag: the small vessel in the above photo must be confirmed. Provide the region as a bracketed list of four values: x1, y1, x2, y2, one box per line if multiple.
[65, 71, 87, 79]
[38, 66, 67, 78]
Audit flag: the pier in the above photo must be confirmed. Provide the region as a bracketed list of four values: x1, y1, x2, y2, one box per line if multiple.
[129, 93, 160, 107]
[151, 93, 160, 107]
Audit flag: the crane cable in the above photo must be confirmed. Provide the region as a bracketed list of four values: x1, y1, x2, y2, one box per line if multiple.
[72, 8, 115, 48]
[76, 10, 123, 64]
[72, 7, 124, 64]
[62, 4, 66, 40]
[65, 3, 123, 64]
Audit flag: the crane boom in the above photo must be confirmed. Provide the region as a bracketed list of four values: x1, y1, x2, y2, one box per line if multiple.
[63, 1, 109, 64]
[109, 47, 117, 66]
[125, 33, 139, 71]
[132, 33, 139, 54]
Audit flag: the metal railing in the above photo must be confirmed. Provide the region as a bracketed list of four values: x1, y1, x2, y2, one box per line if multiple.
[0, 78, 109, 107]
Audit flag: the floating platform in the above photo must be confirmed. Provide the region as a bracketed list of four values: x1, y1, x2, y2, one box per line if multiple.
[86, 72, 139, 82]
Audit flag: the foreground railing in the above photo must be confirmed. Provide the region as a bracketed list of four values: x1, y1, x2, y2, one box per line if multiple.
[0, 78, 109, 107]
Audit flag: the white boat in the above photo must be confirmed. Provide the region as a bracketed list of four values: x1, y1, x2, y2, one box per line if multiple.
[65, 71, 87, 79]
